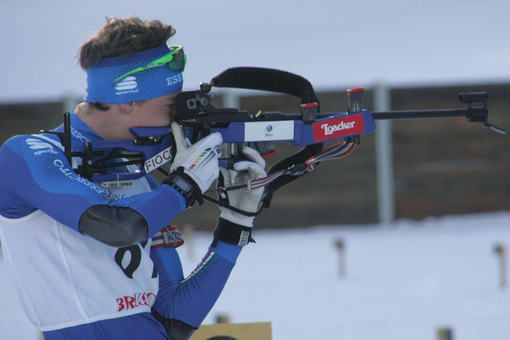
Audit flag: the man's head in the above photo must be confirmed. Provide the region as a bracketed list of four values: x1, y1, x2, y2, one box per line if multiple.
[79, 17, 176, 69]
[75, 17, 185, 140]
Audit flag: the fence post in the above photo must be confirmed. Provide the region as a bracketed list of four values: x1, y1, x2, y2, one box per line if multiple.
[374, 83, 395, 226]
[333, 238, 346, 277]
[216, 313, 230, 324]
[62, 93, 79, 113]
[182, 224, 195, 259]
[494, 244, 506, 288]
[436, 327, 453, 340]
[222, 89, 240, 108]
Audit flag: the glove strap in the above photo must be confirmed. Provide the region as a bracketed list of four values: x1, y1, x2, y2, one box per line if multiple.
[211, 218, 255, 247]
[163, 167, 204, 208]
[151, 225, 185, 249]
[202, 192, 262, 217]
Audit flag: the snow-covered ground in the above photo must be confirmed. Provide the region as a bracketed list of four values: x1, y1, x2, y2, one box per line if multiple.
[1, 212, 509, 340]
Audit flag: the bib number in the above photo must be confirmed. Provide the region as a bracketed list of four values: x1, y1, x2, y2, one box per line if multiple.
[114, 241, 157, 279]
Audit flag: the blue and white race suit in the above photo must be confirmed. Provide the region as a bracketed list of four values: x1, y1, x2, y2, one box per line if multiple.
[0, 113, 241, 339]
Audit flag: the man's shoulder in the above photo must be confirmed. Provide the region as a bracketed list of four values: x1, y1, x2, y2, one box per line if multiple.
[1, 134, 63, 159]
[1, 134, 32, 153]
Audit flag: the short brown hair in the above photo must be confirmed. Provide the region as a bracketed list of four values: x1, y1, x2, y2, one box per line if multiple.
[77, 16, 176, 70]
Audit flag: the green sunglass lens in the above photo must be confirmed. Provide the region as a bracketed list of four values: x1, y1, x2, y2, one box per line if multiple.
[168, 50, 186, 72]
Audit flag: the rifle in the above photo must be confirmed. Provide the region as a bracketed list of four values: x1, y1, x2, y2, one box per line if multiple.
[173, 67, 504, 210]
[50, 67, 504, 204]
[177, 67, 504, 144]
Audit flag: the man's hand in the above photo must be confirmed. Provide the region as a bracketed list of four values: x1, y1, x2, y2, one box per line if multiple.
[164, 122, 222, 207]
[218, 146, 267, 227]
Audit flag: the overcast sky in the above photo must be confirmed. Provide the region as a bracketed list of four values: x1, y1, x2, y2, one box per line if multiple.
[1, 0, 509, 103]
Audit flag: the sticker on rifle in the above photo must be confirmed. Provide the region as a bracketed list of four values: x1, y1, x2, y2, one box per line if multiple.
[313, 114, 365, 142]
[144, 146, 173, 173]
[244, 121, 294, 142]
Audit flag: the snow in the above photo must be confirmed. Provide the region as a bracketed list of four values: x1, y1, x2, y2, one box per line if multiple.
[2, 212, 509, 340]
[1, 0, 509, 103]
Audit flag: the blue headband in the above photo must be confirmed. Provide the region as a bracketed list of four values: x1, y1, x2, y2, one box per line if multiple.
[84, 44, 184, 104]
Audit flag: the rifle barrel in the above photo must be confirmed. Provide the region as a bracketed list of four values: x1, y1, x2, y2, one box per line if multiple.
[370, 109, 474, 120]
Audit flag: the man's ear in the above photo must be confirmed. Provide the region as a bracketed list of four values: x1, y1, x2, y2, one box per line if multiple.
[118, 102, 135, 114]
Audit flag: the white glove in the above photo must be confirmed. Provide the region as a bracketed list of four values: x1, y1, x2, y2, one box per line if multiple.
[166, 122, 222, 206]
[218, 146, 267, 227]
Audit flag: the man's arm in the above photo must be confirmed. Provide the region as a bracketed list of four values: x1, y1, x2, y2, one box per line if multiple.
[150, 239, 242, 340]
[0, 135, 186, 246]
[149, 146, 266, 339]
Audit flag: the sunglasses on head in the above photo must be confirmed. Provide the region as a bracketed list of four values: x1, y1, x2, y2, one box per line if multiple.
[114, 45, 186, 83]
